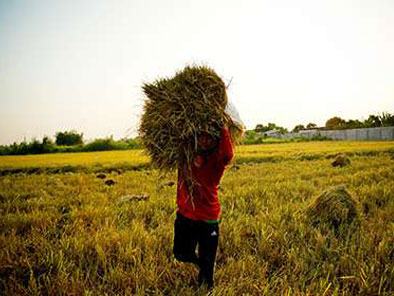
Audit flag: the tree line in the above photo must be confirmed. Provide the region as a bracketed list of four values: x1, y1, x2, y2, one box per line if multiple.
[1, 112, 393, 156]
[253, 112, 394, 134]
[324, 112, 394, 130]
[0, 131, 140, 156]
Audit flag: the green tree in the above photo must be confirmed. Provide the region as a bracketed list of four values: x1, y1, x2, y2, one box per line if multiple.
[292, 124, 305, 133]
[276, 126, 289, 135]
[255, 123, 288, 134]
[255, 124, 265, 133]
[266, 122, 277, 131]
[344, 119, 363, 129]
[42, 136, 53, 145]
[55, 130, 83, 146]
[379, 112, 394, 127]
[325, 117, 346, 130]
[364, 115, 381, 128]
[306, 123, 317, 129]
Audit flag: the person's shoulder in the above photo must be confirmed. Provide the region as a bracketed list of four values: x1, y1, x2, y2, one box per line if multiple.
[220, 126, 230, 137]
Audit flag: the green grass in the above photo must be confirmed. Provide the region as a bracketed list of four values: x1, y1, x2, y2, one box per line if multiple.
[1, 141, 394, 295]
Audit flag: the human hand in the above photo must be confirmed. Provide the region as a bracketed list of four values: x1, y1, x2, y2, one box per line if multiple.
[193, 156, 204, 168]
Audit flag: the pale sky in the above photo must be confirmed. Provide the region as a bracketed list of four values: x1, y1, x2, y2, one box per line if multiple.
[0, 0, 393, 145]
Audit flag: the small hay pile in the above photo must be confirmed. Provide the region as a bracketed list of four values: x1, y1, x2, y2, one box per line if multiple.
[139, 65, 243, 173]
[118, 194, 149, 204]
[331, 154, 351, 167]
[306, 185, 359, 235]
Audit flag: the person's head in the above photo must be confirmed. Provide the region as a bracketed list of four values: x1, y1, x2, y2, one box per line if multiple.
[197, 132, 216, 151]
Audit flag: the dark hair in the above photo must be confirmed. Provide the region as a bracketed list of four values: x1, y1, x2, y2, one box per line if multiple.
[196, 133, 219, 156]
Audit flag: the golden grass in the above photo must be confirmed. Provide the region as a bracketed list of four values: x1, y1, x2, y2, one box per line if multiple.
[235, 140, 394, 157]
[0, 141, 393, 294]
[0, 150, 149, 170]
[1, 141, 393, 170]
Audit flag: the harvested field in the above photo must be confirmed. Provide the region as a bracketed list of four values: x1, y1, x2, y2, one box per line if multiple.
[0, 141, 393, 295]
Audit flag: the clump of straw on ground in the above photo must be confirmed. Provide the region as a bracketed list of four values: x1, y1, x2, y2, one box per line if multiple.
[306, 185, 359, 235]
[139, 65, 242, 174]
[331, 154, 351, 167]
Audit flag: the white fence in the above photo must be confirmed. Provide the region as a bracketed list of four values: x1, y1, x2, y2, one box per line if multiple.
[283, 126, 394, 141]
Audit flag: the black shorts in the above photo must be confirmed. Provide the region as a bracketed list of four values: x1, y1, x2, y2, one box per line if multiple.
[173, 213, 219, 286]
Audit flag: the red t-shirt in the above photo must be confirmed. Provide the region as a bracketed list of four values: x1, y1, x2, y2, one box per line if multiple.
[177, 127, 234, 221]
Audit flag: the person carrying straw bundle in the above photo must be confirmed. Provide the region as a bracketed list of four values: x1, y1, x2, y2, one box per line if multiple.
[173, 123, 234, 289]
[139, 65, 243, 289]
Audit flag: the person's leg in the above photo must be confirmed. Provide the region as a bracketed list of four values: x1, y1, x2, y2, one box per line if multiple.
[173, 213, 199, 264]
[197, 222, 219, 288]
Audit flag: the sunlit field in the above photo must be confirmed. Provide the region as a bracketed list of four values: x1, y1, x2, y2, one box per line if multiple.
[1, 141, 393, 295]
[1, 141, 393, 172]
[0, 150, 149, 171]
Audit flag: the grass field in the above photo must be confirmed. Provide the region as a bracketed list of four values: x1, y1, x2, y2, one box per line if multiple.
[1, 141, 394, 295]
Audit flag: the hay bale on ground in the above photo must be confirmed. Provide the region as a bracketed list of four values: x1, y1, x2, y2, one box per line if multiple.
[105, 179, 115, 186]
[331, 154, 351, 167]
[118, 194, 149, 204]
[306, 185, 359, 235]
[139, 65, 243, 173]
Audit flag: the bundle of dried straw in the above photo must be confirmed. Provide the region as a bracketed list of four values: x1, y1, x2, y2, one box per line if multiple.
[306, 185, 359, 235]
[139, 65, 243, 173]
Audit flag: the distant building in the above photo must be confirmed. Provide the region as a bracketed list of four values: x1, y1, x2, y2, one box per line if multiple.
[298, 129, 319, 137]
[281, 126, 394, 140]
[259, 129, 282, 138]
